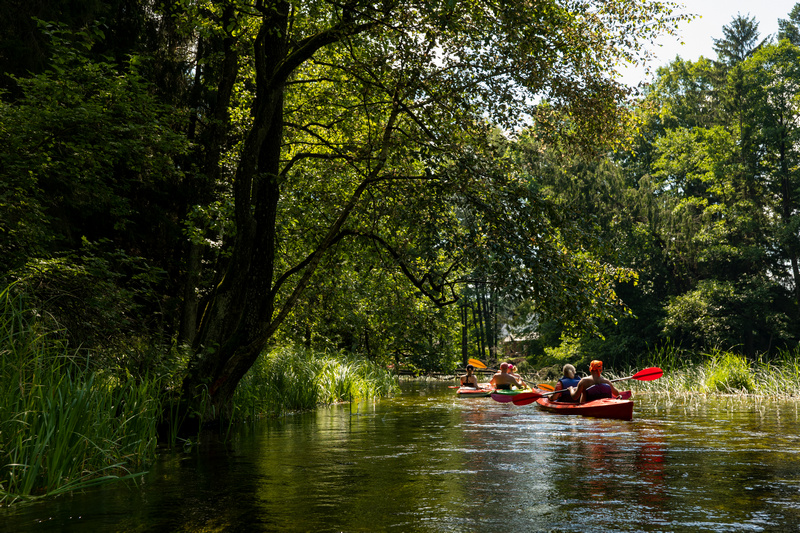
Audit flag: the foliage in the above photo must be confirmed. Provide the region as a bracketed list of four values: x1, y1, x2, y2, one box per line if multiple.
[0, 286, 160, 506]
[778, 3, 800, 45]
[232, 346, 398, 421]
[712, 14, 765, 66]
[9, 240, 171, 356]
[273, 238, 463, 370]
[662, 278, 792, 353]
[1, 33, 185, 246]
[0, 22, 188, 332]
[630, 344, 800, 398]
[703, 350, 756, 393]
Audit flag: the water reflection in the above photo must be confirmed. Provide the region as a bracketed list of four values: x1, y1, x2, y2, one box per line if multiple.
[4, 383, 800, 532]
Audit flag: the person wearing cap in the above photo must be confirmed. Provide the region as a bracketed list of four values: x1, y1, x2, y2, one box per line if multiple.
[568, 360, 620, 403]
[552, 364, 580, 403]
[489, 362, 525, 390]
[460, 364, 479, 388]
[507, 363, 526, 388]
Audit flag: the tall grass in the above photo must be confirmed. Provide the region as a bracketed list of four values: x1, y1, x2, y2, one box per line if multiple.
[0, 286, 160, 506]
[626, 342, 800, 398]
[232, 346, 399, 421]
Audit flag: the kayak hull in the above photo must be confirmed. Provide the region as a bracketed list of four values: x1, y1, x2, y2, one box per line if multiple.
[535, 391, 634, 421]
[490, 388, 532, 403]
[457, 386, 493, 397]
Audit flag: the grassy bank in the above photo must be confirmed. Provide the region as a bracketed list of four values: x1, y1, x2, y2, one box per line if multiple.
[0, 286, 160, 506]
[618, 344, 800, 397]
[0, 285, 398, 506]
[232, 346, 399, 421]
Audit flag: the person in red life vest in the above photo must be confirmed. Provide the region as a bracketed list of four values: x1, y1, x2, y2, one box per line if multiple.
[552, 364, 581, 402]
[568, 360, 620, 403]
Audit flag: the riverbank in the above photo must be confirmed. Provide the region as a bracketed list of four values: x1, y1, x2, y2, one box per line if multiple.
[0, 287, 397, 506]
[616, 345, 800, 398]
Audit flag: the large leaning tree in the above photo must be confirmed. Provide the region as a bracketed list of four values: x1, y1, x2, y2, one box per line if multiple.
[175, 0, 688, 419]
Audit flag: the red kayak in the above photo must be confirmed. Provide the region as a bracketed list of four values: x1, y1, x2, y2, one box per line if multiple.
[534, 390, 634, 420]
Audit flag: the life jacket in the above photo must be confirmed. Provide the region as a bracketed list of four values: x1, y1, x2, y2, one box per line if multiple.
[558, 377, 581, 389]
[551, 377, 580, 402]
[584, 383, 613, 401]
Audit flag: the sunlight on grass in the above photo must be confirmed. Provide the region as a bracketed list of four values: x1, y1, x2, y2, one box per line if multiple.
[619, 343, 800, 400]
[232, 346, 399, 421]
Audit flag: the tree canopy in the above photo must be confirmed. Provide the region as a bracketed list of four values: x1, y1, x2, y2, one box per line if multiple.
[1, 0, 693, 419]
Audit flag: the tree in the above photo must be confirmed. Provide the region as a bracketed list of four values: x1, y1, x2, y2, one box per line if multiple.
[713, 13, 766, 66]
[778, 3, 800, 45]
[604, 35, 800, 356]
[0, 24, 189, 350]
[745, 41, 800, 316]
[173, 0, 688, 420]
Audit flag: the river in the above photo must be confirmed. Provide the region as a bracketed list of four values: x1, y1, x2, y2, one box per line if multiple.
[3, 381, 800, 532]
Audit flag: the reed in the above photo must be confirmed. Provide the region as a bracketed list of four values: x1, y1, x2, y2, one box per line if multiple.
[626, 343, 800, 398]
[232, 346, 398, 421]
[0, 286, 160, 506]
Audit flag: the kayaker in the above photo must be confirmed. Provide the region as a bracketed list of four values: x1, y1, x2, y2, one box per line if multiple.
[507, 363, 527, 388]
[489, 362, 525, 390]
[552, 364, 580, 402]
[460, 364, 479, 388]
[568, 360, 620, 403]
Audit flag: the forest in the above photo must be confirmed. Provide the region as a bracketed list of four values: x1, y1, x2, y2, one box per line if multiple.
[1, 0, 800, 502]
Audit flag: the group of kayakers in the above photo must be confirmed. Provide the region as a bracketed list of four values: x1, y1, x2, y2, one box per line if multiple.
[459, 359, 620, 404]
[460, 361, 526, 390]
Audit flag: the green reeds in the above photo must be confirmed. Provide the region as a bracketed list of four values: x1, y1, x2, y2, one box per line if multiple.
[0, 286, 160, 506]
[627, 343, 800, 398]
[232, 346, 398, 421]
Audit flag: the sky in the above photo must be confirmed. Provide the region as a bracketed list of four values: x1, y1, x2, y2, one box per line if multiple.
[618, 0, 797, 87]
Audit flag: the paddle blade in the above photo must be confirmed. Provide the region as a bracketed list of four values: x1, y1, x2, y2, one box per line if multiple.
[468, 358, 487, 369]
[631, 367, 663, 381]
[511, 391, 543, 405]
[537, 383, 555, 391]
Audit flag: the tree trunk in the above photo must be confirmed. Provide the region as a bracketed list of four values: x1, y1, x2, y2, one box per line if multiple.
[778, 128, 800, 316]
[177, 5, 395, 421]
[178, 241, 201, 346]
[460, 302, 468, 366]
[179, 4, 290, 420]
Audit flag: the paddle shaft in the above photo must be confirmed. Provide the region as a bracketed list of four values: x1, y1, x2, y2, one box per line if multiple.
[610, 367, 663, 383]
[512, 367, 662, 405]
[512, 388, 632, 406]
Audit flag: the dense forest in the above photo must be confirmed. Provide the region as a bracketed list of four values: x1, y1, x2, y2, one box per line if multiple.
[2, 0, 800, 419]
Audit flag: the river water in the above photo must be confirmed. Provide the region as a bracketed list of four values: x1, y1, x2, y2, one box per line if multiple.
[4, 381, 800, 532]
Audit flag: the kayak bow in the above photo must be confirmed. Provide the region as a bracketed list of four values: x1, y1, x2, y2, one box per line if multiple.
[457, 384, 494, 397]
[490, 388, 532, 403]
